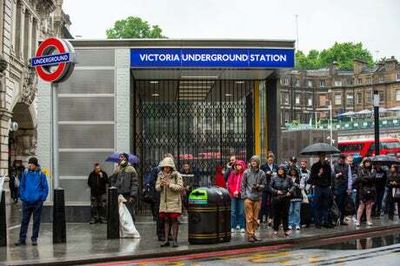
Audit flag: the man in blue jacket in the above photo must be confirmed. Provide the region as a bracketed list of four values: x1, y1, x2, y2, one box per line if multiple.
[15, 157, 49, 246]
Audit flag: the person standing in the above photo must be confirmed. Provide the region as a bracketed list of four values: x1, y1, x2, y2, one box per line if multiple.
[240, 156, 266, 242]
[15, 157, 49, 246]
[156, 157, 184, 248]
[87, 163, 108, 224]
[385, 164, 400, 220]
[180, 162, 200, 210]
[307, 153, 334, 228]
[299, 160, 313, 227]
[353, 158, 376, 227]
[224, 155, 237, 182]
[269, 165, 294, 236]
[8, 166, 19, 203]
[260, 155, 278, 225]
[374, 163, 387, 216]
[288, 167, 302, 230]
[227, 160, 246, 233]
[332, 154, 351, 225]
[109, 153, 139, 221]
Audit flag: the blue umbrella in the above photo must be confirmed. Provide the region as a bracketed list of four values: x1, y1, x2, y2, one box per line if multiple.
[105, 152, 140, 165]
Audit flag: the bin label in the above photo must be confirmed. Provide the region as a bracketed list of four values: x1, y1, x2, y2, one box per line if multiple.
[189, 189, 208, 205]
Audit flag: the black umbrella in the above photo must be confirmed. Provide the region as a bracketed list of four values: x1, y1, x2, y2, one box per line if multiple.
[371, 155, 400, 165]
[300, 143, 340, 156]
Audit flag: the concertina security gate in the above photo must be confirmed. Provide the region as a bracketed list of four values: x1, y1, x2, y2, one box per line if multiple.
[133, 80, 255, 210]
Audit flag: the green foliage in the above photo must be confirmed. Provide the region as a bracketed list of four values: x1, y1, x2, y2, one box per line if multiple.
[295, 42, 374, 70]
[106, 16, 166, 39]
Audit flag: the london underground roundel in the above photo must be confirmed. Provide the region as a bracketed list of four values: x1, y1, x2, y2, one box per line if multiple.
[31, 38, 75, 83]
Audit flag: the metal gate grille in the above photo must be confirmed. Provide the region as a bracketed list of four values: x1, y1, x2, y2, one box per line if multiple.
[133, 80, 254, 186]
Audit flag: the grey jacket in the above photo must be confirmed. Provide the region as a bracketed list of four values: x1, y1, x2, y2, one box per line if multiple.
[110, 164, 139, 198]
[240, 168, 266, 201]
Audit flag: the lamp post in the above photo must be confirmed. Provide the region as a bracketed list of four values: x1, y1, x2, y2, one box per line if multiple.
[373, 90, 380, 156]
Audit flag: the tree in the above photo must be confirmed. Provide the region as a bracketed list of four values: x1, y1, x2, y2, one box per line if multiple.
[295, 42, 374, 70]
[106, 16, 166, 39]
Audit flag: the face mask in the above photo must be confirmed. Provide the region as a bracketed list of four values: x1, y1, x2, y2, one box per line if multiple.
[120, 160, 127, 165]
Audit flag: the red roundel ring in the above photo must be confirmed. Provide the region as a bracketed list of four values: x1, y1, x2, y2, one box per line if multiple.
[35, 38, 69, 83]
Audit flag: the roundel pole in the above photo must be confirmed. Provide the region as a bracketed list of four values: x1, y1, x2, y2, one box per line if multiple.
[31, 37, 76, 244]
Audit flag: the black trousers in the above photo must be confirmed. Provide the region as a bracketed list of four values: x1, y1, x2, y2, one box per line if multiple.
[387, 198, 400, 219]
[272, 198, 290, 231]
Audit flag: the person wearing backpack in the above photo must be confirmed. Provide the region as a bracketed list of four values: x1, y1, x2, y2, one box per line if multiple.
[15, 157, 48, 246]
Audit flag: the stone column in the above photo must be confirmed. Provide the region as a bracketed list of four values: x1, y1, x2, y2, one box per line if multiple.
[0, 0, 4, 50]
[18, 3, 25, 59]
[0, 56, 9, 178]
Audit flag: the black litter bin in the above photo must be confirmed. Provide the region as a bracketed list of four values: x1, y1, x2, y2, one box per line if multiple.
[188, 186, 231, 244]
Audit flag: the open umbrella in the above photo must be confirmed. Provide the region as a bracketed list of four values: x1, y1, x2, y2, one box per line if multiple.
[105, 152, 140, 164]
[356, 109, 372, 115]
[300, 143, 340, 156]
[371, 155, 400, 165]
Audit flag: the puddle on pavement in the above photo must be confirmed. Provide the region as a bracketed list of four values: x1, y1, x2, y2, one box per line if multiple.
[304, 233, 400, 250]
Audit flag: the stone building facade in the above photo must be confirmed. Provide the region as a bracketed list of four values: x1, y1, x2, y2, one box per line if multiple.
[280, 58, 400, 125]
[0, 0, 71, 177]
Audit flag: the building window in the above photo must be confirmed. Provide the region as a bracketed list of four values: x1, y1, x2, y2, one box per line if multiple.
[334, 80, 342, 87]
[379, 91, 385, 103]
[320, 80, 325, 87]
[308, 80, 313, 88]
[396, 90, 400, 101]
[334, 94, 342, 105]
[367, 77, 372, 84]
[397, 73, 400, 81]
[308, 96, 313, 106]
[346, 94, 354, 105]
[282, 93, 289, 105]
[283, 77, 289, 85]
[295, 94, 301, 105]
[295, 79, 300, 87]
[366, 91, 372, 104]
[356, 92, 363, 104]
[319, 95, 327, 107]
[379, 76, 384, 83]
[357, 78, 362, 85]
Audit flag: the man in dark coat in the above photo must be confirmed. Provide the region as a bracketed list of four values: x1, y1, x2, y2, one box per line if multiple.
[109, 153, 138, 221]
[87, 163, 108, 224]
[332, 154, 351, 225]
[260, 155, 278, 224]
[307, 153, 333, 228]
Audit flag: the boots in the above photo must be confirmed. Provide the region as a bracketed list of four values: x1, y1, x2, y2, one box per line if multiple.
[160, 217, 171, 247]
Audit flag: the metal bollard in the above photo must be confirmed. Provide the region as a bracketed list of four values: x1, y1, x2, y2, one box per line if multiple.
[0, 191, 6, 246]
[53, 188, 66, 243]
[107, 187, 119, 239]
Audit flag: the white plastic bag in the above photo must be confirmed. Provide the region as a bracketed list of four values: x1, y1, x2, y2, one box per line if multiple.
[118, 195, 140, 238]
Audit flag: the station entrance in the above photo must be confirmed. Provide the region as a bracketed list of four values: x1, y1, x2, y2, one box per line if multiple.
[133, 79, 255, 184]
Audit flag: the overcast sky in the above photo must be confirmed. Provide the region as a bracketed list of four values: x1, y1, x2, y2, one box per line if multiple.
[63, 0, 399, 59]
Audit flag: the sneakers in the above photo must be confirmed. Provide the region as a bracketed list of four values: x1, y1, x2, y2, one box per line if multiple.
[31, 240, 38, 246]
[367, 221, 373, 226]
[295, 225, 301, 230]
[240, 228, 246, 233]
[288, 225, 293, 230]
[356, 222, 361, 227]
[273, 231, 278, 235]
[231, 228, 236, 233]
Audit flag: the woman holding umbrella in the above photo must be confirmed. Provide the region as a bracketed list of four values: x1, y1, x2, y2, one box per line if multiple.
[353, 158, 376, 226]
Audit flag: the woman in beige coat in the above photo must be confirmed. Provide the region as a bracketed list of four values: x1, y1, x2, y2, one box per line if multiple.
[156, 157, 184, 247]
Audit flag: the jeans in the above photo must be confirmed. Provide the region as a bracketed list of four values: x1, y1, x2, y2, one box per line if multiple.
[244, 199, 261, 238]
[272, 198, 290, 231]
[375, 188, 385, 214]
[258, 190, 271, 221]
[334, 188, 347, 221]
[231, 197, 245, 229]
[288, 201, 301, 227]
[315, 186, 333, 226]
[90, 194, 107, 221]
[19, 201, 43, 242]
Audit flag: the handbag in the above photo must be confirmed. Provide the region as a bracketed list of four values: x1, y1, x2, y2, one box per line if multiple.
[301, 190, 309, 204]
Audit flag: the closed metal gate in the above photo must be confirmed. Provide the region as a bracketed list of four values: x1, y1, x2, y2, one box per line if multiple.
[133, 80, 254, 187]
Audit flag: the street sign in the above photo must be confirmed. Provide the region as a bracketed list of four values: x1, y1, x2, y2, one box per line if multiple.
[31, 37, 75, 83]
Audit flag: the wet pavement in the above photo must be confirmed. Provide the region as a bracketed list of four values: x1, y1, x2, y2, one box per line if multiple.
[2, 200, 400, 265]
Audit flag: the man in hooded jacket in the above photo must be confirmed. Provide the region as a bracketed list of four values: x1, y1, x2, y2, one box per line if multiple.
[241, 155, 266, 242]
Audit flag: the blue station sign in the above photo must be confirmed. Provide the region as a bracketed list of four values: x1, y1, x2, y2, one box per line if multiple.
[31, 52, 71, 67]
[130, 48, 294, 68]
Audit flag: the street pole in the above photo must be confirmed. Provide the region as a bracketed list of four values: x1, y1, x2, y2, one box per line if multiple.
[329, 101, 333, 167]
[51, 82, 66, 244]
[373, 90, 380, 156]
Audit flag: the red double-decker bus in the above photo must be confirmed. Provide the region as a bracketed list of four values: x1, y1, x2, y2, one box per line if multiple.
[338, 137, 400, 159]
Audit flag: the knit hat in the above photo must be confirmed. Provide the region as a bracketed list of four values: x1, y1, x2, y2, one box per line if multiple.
[28, 157, 39, 167]
[159, 157, 176, 170]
